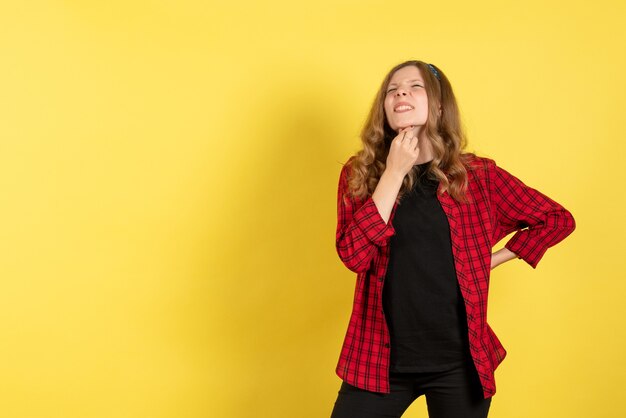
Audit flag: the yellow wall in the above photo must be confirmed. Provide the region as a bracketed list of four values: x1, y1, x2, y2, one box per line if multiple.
[1, 1, 624, 417]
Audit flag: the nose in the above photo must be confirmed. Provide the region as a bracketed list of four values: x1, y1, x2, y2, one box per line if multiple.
[395, 88, 408, 96]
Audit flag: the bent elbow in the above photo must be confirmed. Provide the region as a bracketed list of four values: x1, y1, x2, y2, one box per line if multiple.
[335, 244, 373, 274]
[560, 207, 577, 238]
[341, 258, 371, 274]
[568, 210, 576, 233]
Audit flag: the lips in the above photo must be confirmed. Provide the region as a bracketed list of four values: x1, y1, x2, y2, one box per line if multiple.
[394, 102, 414, 112]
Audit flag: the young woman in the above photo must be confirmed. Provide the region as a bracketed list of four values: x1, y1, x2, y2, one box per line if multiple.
[330, 60, 576, 418]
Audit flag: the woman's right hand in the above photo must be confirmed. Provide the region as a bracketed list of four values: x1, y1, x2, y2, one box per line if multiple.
[385, 126, 420, 178]
[371, 126, 421, 224]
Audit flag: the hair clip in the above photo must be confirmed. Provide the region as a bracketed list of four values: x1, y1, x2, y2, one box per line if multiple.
[427, 63, 441, 81]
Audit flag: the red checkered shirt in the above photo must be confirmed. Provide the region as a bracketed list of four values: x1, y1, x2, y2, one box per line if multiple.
[334, 154, 576, 398]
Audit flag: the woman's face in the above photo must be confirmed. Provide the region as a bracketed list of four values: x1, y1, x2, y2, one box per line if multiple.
[383, 65, 430, 133]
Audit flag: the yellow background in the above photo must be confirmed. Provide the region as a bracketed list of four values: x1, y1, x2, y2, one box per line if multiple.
[1, 1, 624, 417]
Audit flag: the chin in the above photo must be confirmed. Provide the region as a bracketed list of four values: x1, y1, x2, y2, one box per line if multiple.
[395, 123, 414, 132]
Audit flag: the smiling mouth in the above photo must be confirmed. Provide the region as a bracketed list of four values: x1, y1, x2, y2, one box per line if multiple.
[394, 105, 414, 113]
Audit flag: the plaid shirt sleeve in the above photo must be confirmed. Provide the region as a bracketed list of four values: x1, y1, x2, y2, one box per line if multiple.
[488, 160, 576, 268]
[335, 158, 396, 273]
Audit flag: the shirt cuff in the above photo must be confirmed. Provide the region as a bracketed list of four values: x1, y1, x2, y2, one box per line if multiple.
[504, 230, 548, 269]
[354, 197, 396, 246]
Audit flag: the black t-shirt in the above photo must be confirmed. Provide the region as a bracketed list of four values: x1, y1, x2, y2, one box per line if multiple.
[382, 161, 471, 372]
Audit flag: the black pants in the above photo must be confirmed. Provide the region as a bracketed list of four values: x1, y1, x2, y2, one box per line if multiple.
[330, 361, 491, 418]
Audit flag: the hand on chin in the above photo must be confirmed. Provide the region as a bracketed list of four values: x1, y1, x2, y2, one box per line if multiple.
[397, 125, 419, 136]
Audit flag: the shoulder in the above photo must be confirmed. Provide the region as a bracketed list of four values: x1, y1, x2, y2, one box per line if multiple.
[337, 155, 361, 196]
[461, 153, 498, 179]
[462, 152, 495, 168]
[344, 155, 356, 168]
[339, 155, 356, 178]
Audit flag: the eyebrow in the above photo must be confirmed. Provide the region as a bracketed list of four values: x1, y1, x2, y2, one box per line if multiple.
[388, 79, 424, 87]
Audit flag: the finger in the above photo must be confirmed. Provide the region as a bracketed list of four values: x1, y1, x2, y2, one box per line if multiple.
[405, 134, 417, 145]
[408, 136, 419, 151]
[400, 126, 413, 136]
[399, 126, 411, 133]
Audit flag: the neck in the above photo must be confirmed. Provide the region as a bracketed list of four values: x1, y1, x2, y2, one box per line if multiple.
[415, 134, 434, 164]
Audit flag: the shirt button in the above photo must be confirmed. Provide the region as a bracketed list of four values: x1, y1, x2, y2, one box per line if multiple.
[378, 277, 383, 282]
[384, 343, 390, 348]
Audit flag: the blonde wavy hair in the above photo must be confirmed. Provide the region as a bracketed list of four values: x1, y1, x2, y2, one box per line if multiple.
[348, 60, 471, 203]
